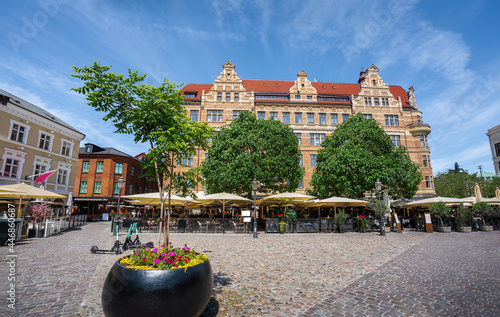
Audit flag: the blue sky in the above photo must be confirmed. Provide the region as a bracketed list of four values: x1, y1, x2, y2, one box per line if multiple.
[1, 0, 499, 175]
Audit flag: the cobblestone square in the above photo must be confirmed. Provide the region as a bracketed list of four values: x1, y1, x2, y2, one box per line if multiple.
[1, 222, 499, 316]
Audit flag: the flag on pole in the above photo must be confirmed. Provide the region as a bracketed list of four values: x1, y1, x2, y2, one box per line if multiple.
[34, 170, 57, 184]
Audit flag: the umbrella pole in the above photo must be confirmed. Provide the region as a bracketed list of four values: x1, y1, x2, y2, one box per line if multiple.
[222, 201, 225, 234]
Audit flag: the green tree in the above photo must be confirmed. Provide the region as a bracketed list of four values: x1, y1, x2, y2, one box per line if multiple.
[434, 170, 477, 198]
[308, 113, 422, 199]
[72, 61, 213, 245]
[202, 111, 304, 197]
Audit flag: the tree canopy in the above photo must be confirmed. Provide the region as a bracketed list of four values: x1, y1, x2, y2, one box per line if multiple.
[435, 170, 500, 198]
[72, 61, 213, 245]
[202, 111, 304, 198]
[308, 113, 422, 199]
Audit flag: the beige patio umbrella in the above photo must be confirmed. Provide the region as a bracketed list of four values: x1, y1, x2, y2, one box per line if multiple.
[316, 196, 368, 217]
[122, 192, 192, 205]
[474, 183, 483, 203]
[0, 183, 65, 217]
[404, 196, 464, 207]
[257, 192, 315, 217]
[496, 187, 500, 200]
[195, 192, 252, 227]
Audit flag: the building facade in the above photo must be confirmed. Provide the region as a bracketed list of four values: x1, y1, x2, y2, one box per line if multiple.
[74, 143, 157, 216]
[0, 88, 85, 194]
[181, 61, 435, 197]
[486, 124, 500, 176]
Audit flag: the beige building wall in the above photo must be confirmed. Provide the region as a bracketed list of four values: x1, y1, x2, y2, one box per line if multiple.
[0, 90, 85, 195]
[180, 62, 435, 197]
[487, 124, 500, 176]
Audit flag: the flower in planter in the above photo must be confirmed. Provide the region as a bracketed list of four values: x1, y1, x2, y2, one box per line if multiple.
[208, 214, 214, 219]
[279, 221, 287, 233]
[303, 213, 310, 219]
[179, 212, 186, 218]
[120, 244, 208, 271]
[356, 215, 370, 232]
[277, 213, 284, 220]
[27, 203, 51, 235]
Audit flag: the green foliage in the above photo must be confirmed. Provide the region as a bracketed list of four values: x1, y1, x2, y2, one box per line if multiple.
[71, 61, 213, 245]
[472, 202, 492, 217]
[434, 171, 477, 198]
[370, 200, 387, 216]
[202, 111, 304, 197]
[428, 202, 449, 226]
[334, 209, 349, 226]
[356, 215, 370, 232]
[435, 170, 500, 199]
[308, 113, 421, 199]
[285, 208, 297, 222]
[456, 204, 471, 226]
[279, 221, 287, 232]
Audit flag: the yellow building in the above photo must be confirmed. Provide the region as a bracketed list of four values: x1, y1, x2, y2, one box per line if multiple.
[181, 61, 435, 197]
[0, 88, 85, 195]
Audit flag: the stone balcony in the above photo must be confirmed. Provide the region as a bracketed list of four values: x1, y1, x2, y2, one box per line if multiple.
[408, 123, 431, 135]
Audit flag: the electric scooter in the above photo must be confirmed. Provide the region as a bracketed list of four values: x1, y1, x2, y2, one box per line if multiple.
[90, 222, 123, 254]
[122, 221, 153, 251]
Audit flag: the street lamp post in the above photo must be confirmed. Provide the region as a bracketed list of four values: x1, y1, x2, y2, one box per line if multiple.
[375, 178, 385, 236]
[252, 178, 258, 239]
[116, 176, 126, 220]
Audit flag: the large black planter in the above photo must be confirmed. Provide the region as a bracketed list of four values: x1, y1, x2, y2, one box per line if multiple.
[102, 258, 213, 317]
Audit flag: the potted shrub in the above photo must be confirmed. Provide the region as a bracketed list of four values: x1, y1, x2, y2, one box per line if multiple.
[472, 202, 494, 231]
[102, 244, 213, 317]
[27, 203, 50, 238]
[303, 213, 310, 220]
[334, 209, 349, 233]
[285, 209, 297, 233]
[279, 221, 287, 234]
[356, 215, 370, 233]
[428, 202, 451, 232]
[456, 203, 472, 232]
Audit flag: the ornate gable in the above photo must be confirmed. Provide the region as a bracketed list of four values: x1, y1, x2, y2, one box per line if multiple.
[289, 70, 317, 102]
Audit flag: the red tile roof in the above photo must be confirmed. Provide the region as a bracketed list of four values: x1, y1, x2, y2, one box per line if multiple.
[182, 80, 409, 106]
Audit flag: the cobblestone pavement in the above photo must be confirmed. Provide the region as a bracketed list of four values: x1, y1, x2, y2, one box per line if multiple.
[0, 222, 499, 316]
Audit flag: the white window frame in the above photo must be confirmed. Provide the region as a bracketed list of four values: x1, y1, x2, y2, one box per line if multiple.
[32, 155, 51, 185]
[9, 119, 31, 144]
[38, 130, 54, 152]
[1, 148, 26, 180]
[56, 162, 71, 190]
[60, 138, 74, 157]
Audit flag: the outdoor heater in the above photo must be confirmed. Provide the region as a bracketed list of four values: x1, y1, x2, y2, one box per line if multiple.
[252, 178, 258, 238]
[375, 178, 385, 236]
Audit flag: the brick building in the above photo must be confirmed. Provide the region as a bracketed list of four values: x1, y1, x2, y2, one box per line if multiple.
[180, 61, 435, 197]
[74, 143, 157, 217]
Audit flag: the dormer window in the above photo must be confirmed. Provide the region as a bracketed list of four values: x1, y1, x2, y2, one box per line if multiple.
[86, 145, 92, 153]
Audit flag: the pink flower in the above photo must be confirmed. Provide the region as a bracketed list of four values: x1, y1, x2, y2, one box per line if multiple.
[154, 259, 160, 264]
[142, 257, 147, 262]
[168, 251, 175, 257]
[183, 246, 189, 251]
[161, 252, 166, 257]
[152, 248, 158, 253]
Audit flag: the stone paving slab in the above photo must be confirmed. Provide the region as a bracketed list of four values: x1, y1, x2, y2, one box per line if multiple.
[1, 222, 499, 316]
